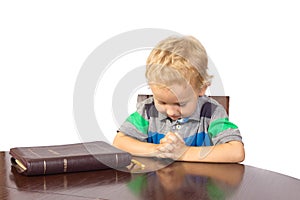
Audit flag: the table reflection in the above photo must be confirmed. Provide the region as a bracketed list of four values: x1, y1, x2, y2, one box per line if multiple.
[127, 160, 244, 200]
[10, 167, 131, 191]
[8, 155, 244, 199]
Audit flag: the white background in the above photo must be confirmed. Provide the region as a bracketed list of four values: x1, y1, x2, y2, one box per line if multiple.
[1, 0, 300, 179]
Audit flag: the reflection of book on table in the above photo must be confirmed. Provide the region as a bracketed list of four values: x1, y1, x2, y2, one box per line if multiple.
[11, 166, 131, 190]
[9, 141, 132, 176]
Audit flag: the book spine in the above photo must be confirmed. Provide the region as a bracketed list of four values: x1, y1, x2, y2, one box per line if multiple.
[25, 153, 131, 176]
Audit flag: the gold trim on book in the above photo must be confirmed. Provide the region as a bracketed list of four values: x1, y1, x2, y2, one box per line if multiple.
[115, 154, 118, 167]
[63, 158, 68, 172]
[15, 159, 27, 171]
[43, 160, 47, 174]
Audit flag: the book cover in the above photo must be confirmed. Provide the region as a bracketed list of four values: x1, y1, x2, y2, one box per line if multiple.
[9, 141, 132, 176]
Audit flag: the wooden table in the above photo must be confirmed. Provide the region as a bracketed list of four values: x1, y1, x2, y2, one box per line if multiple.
[1, 151, 300, 199]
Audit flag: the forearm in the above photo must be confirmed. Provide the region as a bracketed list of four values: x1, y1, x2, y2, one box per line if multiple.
[179, 141, 245, 163]
[113, 132, 158, 157]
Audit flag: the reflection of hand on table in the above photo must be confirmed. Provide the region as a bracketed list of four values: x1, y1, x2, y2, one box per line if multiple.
[127, 158, 245, 200]
[128, 156, 244, 187]
[156, 161, 186, 191]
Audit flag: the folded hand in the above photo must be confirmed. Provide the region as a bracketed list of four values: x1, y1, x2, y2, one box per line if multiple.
[156, 132, 188, 160]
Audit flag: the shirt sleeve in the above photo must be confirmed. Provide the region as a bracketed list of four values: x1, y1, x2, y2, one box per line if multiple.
[118, 98, 152, 142]
[208, 105, 243, 145]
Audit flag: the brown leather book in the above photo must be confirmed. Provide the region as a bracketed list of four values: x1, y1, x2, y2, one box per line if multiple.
[9, 141, 132, 176]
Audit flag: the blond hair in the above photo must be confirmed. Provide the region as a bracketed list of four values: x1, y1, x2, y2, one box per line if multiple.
[146, 35, 212, 92]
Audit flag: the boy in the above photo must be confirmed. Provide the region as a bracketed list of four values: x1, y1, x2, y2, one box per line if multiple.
[113, 35, 245, 162]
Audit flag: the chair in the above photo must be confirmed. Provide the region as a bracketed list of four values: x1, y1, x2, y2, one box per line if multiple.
[137, 94, 230, 115]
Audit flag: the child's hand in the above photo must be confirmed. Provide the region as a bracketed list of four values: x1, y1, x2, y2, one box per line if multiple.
[156, 132, 188, 160]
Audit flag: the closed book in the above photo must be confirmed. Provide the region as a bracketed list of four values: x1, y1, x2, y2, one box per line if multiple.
[9, 141, 132, 176]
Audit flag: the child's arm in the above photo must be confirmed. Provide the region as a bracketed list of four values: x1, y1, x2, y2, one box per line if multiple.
[114, 131, 245, 163]
[180, 141, 245, 163]
[113, 132, 159, 157]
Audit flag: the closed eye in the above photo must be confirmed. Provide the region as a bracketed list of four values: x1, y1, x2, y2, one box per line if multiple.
[157, 101, 166, 105]
[156, 99, 187, 107]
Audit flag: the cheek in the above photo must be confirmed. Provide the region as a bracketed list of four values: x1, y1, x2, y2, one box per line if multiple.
[154, 104, 165, 114]
[180, 102, 197, 117]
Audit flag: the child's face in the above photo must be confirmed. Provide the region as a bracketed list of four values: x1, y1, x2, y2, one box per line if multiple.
[150, 84, 202, 120]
